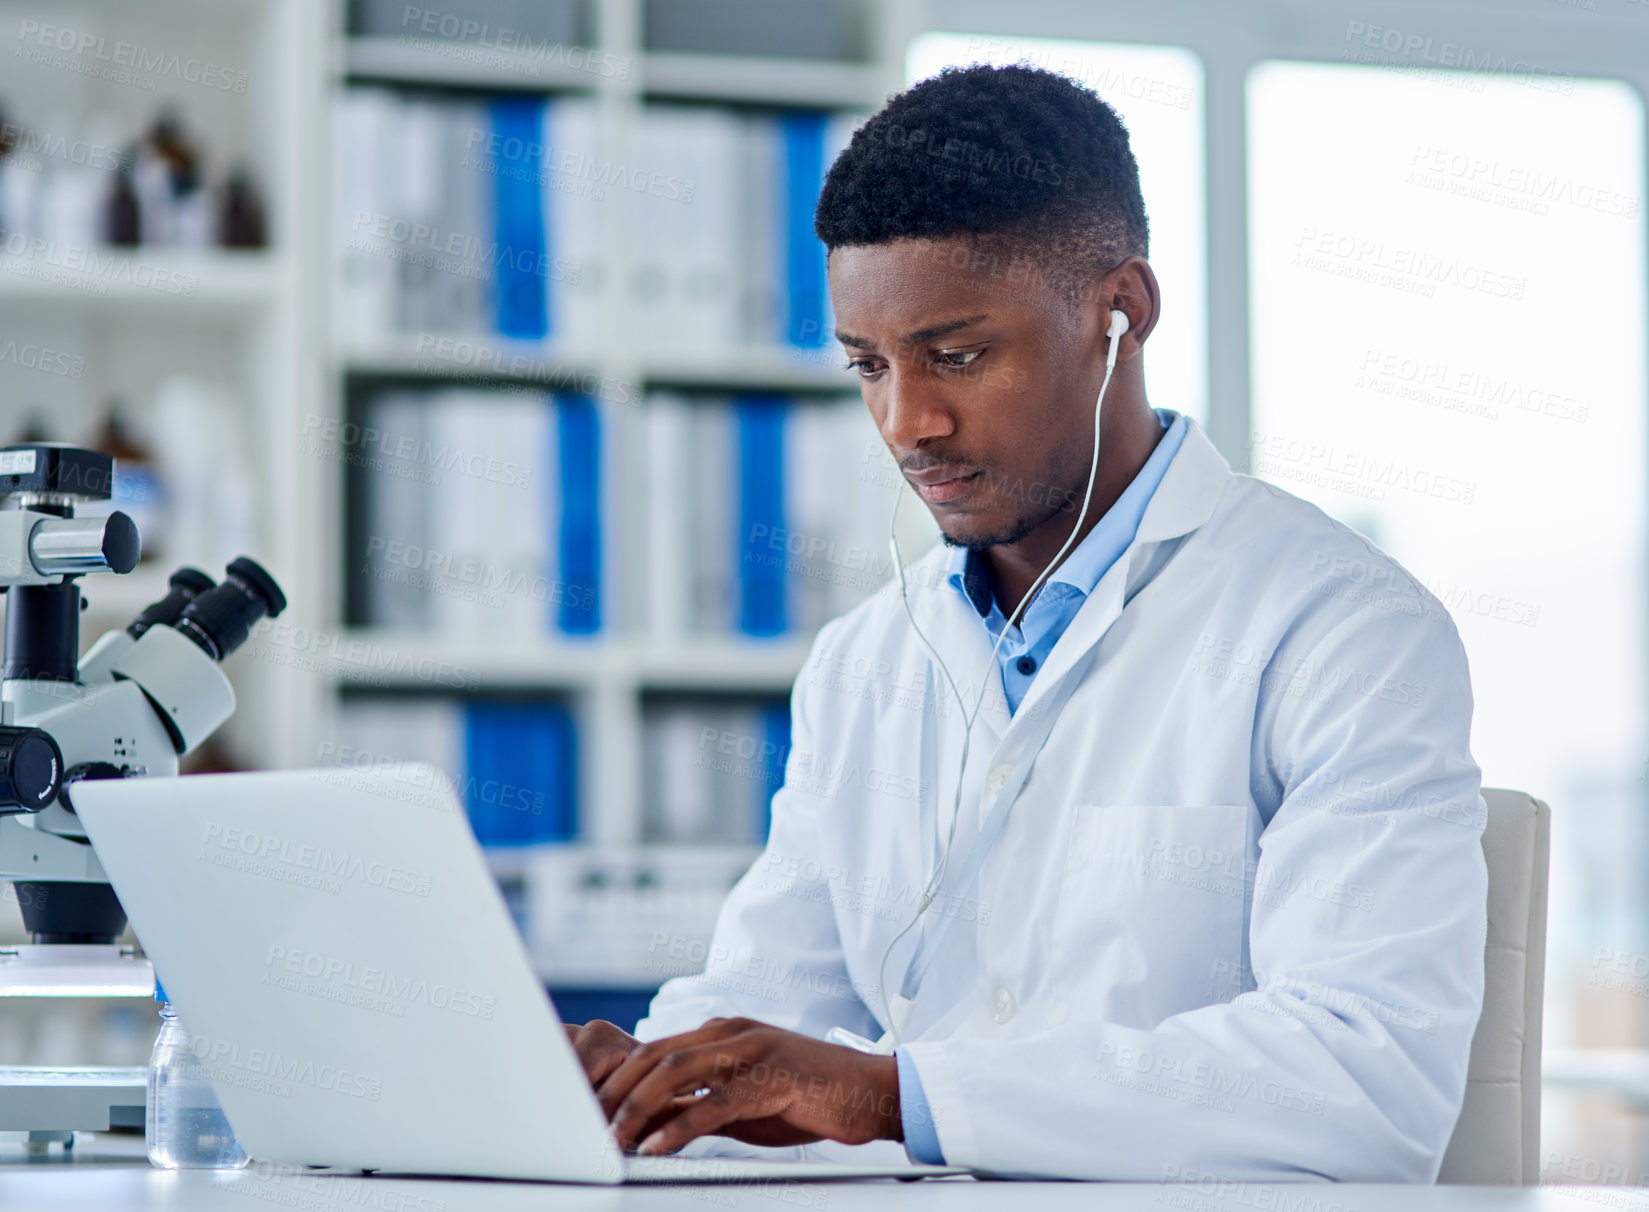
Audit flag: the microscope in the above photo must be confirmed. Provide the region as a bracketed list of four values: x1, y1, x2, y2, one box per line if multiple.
[0, 443, 286, 1147]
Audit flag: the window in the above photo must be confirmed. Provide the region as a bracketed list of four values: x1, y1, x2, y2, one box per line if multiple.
[1248, 60, 1648, 1136]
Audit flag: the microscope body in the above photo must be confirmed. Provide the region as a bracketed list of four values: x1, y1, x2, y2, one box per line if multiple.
[0, 442, 284, 943]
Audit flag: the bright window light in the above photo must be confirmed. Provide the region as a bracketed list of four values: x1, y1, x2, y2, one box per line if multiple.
[1247, 58, 1647, 1114]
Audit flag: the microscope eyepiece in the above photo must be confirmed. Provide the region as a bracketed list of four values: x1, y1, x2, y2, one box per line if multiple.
[127, 567, 216, 640]
[173, 556, 287, 661]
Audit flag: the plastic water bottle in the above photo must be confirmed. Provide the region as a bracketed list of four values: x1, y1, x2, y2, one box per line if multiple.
[146, 980, 249, 1169]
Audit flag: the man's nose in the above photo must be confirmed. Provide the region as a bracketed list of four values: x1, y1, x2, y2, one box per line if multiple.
[878, 365, 954, 452]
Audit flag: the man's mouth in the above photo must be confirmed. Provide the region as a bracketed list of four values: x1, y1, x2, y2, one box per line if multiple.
[904, 466, 983, 505]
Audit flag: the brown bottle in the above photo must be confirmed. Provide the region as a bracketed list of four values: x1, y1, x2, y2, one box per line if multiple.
[105, 150, 142, 246]
[218, 166, 267, 249]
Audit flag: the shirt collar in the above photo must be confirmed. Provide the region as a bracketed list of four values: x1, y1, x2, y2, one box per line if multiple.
[945, 408, 1189, 619]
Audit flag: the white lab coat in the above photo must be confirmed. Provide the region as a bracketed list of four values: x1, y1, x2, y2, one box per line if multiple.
[636, 417, 1487, 1181]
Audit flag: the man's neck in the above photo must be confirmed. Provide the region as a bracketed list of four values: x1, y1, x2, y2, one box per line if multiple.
[983, 400, 1163, 613]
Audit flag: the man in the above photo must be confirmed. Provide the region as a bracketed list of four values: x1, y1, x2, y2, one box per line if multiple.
[568, 64, 1487, 1181]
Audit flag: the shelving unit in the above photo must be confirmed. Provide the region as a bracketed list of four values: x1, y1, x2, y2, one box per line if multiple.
[0, 0, 922, 991]
[306, 0, 923, 866]
[0, 1, 325, 780]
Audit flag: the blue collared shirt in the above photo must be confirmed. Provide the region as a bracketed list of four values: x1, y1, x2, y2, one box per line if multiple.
[946, 408, 1187, 715]
[894, 407, 1188, 1163]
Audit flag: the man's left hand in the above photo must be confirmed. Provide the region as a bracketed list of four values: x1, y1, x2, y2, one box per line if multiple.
[597, 1017, 903, 1156]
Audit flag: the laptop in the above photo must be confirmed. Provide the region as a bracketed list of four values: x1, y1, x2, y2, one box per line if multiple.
[71, 767, 961, 1184]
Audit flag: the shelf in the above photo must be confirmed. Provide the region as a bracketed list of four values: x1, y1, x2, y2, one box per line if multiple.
[0, 251, 278, 311]
[642, 349, 857, 393]
[339, 40, 882, 110]
[641, 52, 882, 109]
[632, 639, 813, 691]
[338, 335, 603, 387]
[340, 340, 857, 394]
[341, 36, 606, 93]
[329, 632, 812, 692]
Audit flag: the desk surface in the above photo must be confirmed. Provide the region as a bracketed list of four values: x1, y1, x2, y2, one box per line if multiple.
[0, 1135, 1635, 1211]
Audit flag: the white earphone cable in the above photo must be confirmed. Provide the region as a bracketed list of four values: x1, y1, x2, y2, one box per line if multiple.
[876, 312, 1129, 1045]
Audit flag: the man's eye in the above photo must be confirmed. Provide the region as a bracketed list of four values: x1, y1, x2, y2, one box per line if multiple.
[937, 350, 982, 368]
[845, 358, 881, 377]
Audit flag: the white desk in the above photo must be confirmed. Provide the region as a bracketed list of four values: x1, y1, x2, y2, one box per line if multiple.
[0, 1136, 1639, 1211]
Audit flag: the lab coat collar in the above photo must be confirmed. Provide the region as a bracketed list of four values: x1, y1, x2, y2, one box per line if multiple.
[903, 417, 1232, 736]
[1019, 417, 1231, 716]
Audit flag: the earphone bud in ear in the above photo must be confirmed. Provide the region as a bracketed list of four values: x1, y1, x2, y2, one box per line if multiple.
[1107, 309, 1130, 340]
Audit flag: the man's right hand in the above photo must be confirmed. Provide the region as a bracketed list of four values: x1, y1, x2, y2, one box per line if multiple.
[564, 1020, 642, 1090]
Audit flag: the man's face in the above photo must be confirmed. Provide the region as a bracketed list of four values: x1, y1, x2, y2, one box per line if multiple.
[828, 236, 1110, 549]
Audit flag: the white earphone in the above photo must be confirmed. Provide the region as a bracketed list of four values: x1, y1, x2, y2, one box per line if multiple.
[873, 307, 1130, 1047]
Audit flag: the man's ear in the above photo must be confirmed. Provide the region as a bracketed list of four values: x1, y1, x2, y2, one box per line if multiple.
[1106, 256, 1162, 356]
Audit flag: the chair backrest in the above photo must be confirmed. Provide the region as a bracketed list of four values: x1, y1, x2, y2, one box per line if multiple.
[1437, 788, 1550, 1185]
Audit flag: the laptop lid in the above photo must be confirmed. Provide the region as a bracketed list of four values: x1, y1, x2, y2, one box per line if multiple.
[70, 766, 624, 1183]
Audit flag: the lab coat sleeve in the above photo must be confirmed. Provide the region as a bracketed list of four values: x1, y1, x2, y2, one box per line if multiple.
[900, 602, 1489, 1181]
[633, 618, 882, 1046]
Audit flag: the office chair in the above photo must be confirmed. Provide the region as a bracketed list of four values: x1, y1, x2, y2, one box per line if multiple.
[1436, 789, 1550, 1184]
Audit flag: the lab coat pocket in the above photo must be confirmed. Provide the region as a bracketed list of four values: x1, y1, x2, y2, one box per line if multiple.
[1053, 803, 1254, 1028]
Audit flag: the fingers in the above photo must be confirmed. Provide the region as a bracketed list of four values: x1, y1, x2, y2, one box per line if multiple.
[566, 1020, 641, 1089]
[596, 1019, 748, 1118]
[607, 1043, 758, 1152]
[634, 1088, 748, 1157]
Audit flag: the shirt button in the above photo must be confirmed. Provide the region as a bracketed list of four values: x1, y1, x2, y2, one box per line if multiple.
[1016, 655, 1036, 675]
[990, 986, 1016, 1024]
[987, 764, 1011, 795]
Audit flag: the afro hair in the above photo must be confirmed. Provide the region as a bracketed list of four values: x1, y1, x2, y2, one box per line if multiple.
[815, 63, 1149, 307]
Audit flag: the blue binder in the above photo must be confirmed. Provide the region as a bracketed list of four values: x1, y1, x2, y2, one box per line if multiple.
[491, 96, 549, 340]
[756, 700, 792, 843]
[780, 112, 829, 349]
[463, 700, 578, 846]
[735, 395, 788, 637]
[555, 393, 602, 635]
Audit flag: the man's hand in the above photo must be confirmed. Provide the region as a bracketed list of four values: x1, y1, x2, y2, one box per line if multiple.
[596, 1017, 902, 1156]
[564, 1020, 643, 1088]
